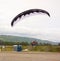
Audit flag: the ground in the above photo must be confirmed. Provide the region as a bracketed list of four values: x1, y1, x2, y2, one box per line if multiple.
[0, 52, 60, 61]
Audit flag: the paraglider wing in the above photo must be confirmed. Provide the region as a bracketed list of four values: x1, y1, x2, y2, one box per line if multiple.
[11, 9, 50, 26]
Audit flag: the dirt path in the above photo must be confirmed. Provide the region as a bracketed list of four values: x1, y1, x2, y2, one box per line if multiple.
[0, 52, 60, 61]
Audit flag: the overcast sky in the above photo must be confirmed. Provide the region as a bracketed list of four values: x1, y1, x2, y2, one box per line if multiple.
[0, 0, 60, 42]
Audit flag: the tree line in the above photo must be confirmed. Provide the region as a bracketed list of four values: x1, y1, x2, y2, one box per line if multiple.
[0, 39, 60, 46]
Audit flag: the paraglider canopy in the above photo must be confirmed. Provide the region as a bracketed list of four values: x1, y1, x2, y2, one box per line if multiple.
[11, 9, 50, 26]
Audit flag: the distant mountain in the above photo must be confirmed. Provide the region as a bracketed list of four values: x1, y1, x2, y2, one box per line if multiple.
[0, 35, 58, 45]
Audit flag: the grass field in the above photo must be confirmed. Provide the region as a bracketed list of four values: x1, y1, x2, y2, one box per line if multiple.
[0, 45, 60, 52]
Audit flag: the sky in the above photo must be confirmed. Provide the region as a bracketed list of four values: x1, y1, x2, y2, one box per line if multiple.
[0, 0, 60, 42]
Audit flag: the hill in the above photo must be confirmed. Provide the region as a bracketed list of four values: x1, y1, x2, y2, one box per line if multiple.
[0, 35, 58, 45]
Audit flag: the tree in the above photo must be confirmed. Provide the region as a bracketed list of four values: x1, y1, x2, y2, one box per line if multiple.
[31, 40, 38, 46]
[58, 43, 60, 46]
[20, 42, 29, 46]
[0, 40, 4, 51]
[0, 40, 3, 45]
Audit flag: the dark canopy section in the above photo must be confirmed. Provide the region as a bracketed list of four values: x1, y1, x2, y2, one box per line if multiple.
[11, 9, 50, 26]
